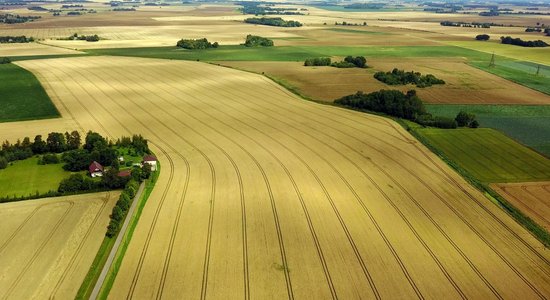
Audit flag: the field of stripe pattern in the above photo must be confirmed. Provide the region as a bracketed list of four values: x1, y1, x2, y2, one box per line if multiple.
[17, 56, 550, 300]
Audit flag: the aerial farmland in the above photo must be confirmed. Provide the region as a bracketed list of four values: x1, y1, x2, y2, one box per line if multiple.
[0, 0, 549, 299]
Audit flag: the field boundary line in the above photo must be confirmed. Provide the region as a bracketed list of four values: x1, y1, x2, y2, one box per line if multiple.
[90, 183, 145, 300]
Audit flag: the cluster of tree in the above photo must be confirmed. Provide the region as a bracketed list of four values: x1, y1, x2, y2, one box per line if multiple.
[113, 7, 136, 11]
[61, 4, 83, 8]
[334, 21, 367, 26]
[500, 36, 549, 47]
[304, 57, 331, 66]
[27, 6, 48, 11]
[243, 34, 273, 47]
[244, 17, 302, 27]
[38, 153, 60, 165]
[440, 21, 491, 28]
[475, 34, 490, 41]
[239, 2, 304, 15]
[479, 10, 500, 16]
[344, 3, 384, 9]
[335, 90, 426, 120]
[66, 33, 100, 42]
[1, 57, 11, 64]
[177, 38, 219, 49]
[0, 35, 34, 43]
[455, 111, 479, 128]
[67, 11, 82, 15]
[374, 68, 445, 88]
[334, 90, 480, 129]
[331, 56, 367, 68]
[525, 27, 542, 32]
[106, 179, 141, 237]
[0, 14, 41, 24]
[0, 131, 81, 170]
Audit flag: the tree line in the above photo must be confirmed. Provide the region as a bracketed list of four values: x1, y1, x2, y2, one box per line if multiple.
[244, 17, 302, 27]
[63, 33, 100, 42]
[0, 14, 41, 24]
[0, 35, 34, 43]
[177, 38, 219, 49]
[374, 68, 445, 88]
[304, 56, 367, 68]
[500, 36, 549, 47]
[239, 2, 304, 15]
[334, 89, 478, 129]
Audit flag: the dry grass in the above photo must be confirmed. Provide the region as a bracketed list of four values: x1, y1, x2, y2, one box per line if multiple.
[0, 43, 82, 57]
[222, 58, 550, 104]
[0, 192, 118, 299]
[13, 56, 550, 299]
[492, 182, 550, 231]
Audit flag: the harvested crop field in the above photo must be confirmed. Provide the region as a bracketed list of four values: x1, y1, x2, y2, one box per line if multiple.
[0, 192, 118, 299]
[222, 59, 550, 104]
[15, 56, 550, 299]
[0, 43, 81, 57]
[491, 182, 550, 231]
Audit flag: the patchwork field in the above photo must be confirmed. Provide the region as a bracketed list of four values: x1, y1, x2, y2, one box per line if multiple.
[492, 182, 550, 231]
[417, 128, 550, 183]
[426, 104, 550, 157]
[222, 58, 550, 105]
[0, 192, 118, 299]
[13, 56, 550, 299]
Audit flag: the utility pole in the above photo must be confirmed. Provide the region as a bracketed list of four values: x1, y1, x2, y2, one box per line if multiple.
[488, 52, 495, 67]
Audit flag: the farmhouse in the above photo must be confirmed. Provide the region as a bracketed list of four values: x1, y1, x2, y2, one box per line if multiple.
[117, 169, 132, 178]
[142, 155, 157, 171]
[89, 161, 104, 177]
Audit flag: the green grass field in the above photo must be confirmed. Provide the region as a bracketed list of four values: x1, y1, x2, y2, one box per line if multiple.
[87, 45, 490, 62]
[447, 41, 550, 66]
[426, 104, 550, 157]
[0, 156, 72, 197]
[0, 63, 60, 122]
[417, 128, 550, 183]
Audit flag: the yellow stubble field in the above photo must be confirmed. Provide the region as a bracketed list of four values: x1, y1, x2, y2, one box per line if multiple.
[0, 192, 118, 299]
[13, 56, 550, 299]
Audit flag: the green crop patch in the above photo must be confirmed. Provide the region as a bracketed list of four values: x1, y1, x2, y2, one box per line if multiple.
[0, 63, 60, 122]
[426, 104, 550, 157]
[417, 128, 550, 183]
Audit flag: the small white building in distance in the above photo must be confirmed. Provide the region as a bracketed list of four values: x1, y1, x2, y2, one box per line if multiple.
[142, 155, 158, 171]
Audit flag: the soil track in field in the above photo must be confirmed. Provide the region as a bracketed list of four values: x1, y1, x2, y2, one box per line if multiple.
[15, 56, 550, 299]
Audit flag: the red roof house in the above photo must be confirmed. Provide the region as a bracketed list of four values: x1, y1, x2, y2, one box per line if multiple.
[142, 155, 158, 171]
[89, 161, 104, 177]
[117, 169, 132, 177]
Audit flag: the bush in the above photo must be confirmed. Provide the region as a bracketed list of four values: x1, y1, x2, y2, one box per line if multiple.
[331, 61, 356, 68]
[417, 114, 458, 128]
[304, 57, 331, 66]
[0, 156, 7, 169]
[455, 111, 478, 127]
[0, 57, 11, 64]
[475, 34, 490, 41]
[40, 153, 60, 164]
[58, 174, 98, 193]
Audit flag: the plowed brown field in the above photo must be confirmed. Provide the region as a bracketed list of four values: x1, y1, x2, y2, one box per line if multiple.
[14, 56, 550, 299]
[0, 192, 118, 299]
[492, 182, 550, 231]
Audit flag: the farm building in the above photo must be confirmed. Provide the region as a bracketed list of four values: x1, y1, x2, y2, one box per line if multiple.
[117, 169, 132, 178]
[89, 161, 104, 177]
[142, 155, 157, 171]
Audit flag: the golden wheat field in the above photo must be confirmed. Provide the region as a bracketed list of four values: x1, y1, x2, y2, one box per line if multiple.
[11, 56, 550, 299]
[0, 192, 118, 299]
[492, 182, 550, 231]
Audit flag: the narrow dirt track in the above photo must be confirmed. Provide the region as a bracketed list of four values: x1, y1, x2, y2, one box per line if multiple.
[16, 56, 550, 300]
